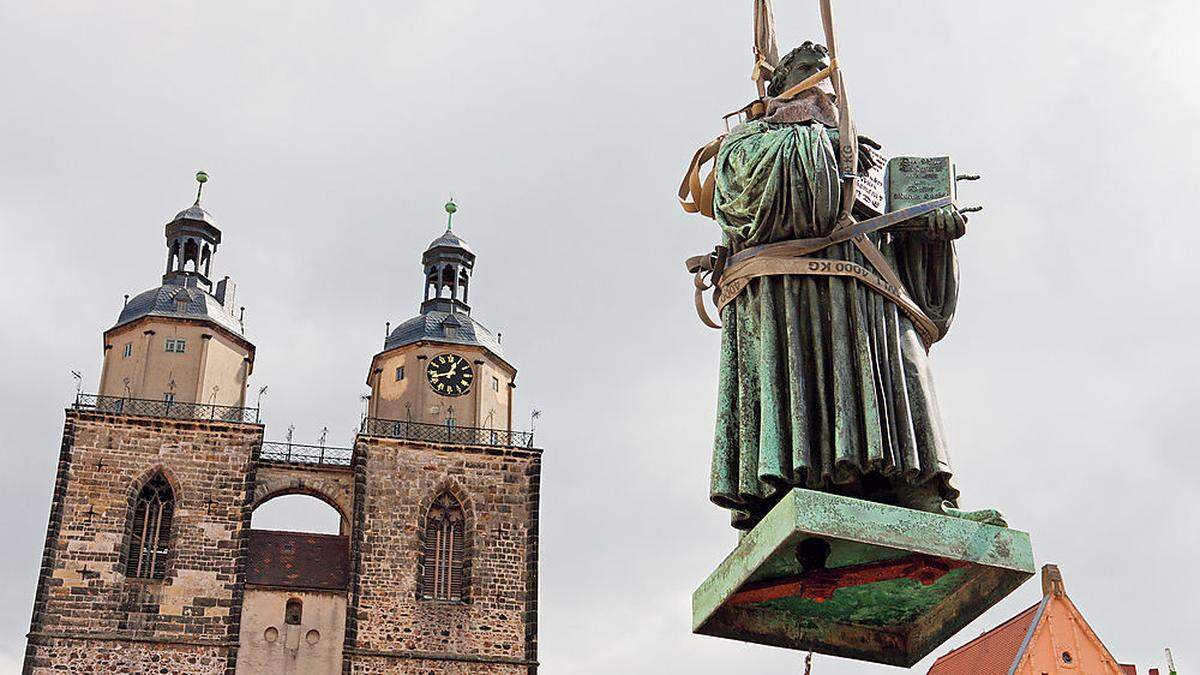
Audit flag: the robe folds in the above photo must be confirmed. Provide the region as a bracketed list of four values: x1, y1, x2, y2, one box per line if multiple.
[709, 120, 960, 529]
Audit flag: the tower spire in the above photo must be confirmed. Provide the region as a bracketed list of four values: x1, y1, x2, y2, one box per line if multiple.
[421, 200, 475, 315]
[164, 172, 222, 289]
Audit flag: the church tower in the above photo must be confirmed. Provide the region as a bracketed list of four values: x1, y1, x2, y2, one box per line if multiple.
[97, 171, 254, 410]
[24, 174, 266, 674]
[365, 200, 516, 432]
[347, 202, 541, 673]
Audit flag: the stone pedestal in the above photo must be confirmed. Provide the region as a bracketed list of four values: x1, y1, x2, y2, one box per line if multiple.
[692, 489, 1035, 667]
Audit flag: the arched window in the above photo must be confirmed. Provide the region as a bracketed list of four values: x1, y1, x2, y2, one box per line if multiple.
[128, 473, 174, 579]
[285, 598, 303, 625]
[420, 492, 466, 601]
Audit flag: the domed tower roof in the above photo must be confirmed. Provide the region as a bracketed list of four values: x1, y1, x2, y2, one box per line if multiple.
[171, 204, 218, 227]
[107, 171, 248, 343]
[382, 200, 506, 361]
[115, 284, 244, 337]
[427, 227, 474, 256]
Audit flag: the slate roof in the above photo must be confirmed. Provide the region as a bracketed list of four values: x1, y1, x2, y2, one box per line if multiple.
[171, 204, 217, 226]
[385, 309, 505, 360]
[246, 530, 350, 591]
[927, 602, 1041, 675]
[427, 228, 474, 255]
[113, 283, 246, 339]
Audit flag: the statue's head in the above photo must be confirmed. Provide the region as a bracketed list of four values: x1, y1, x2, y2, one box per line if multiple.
[767, 41, 830, 97]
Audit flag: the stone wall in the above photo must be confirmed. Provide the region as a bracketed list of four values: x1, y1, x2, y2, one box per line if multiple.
[24, 409, 262, 674]
[349, 655, 529, 674]
[25, 636, 227, 674]
[346, 436, 541, 673]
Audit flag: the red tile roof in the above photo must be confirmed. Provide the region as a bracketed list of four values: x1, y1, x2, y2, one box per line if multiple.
[927, 602, 1040, 675]
[246, 529, 349, 591]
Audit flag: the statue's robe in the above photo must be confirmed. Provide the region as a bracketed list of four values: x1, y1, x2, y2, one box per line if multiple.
[710, 120, 960, 529]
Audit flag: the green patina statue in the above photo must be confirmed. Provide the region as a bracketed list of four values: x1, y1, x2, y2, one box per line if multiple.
[704, 42, 1001, 530]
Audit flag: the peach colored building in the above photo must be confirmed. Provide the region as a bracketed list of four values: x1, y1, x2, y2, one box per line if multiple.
[928, 565, 1143, 675]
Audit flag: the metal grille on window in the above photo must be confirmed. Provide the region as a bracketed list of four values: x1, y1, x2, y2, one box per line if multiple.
[128, 473, 174, 579]
[420, 493, 465, 601]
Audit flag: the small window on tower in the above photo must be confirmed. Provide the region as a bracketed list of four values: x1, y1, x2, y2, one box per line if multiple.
[123, 343, 132, 358]
[396, 366, 405, 381]
[165, 338, 187, 353]
[163, 393, 175, 404]
[492, 377, 499, 392]
[285, 598, 303, 625]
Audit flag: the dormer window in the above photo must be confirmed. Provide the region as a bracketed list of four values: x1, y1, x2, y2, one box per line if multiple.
[165, 338, 187, 353]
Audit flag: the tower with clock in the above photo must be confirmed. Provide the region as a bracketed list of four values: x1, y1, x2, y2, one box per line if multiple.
[364, 201, 516, 431]
[351, 201, 540, 673]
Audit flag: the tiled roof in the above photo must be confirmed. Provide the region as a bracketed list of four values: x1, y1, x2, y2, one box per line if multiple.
[113, 283, 246, 340]
[927, 602, 1041, 675]
[246, 530, 349, 591]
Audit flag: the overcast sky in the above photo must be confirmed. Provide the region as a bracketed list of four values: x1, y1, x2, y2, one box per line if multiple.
[1, 1, 1197, 673]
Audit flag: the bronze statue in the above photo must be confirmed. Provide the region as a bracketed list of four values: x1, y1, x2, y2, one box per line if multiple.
[684, 6, 1033, 665]
[686, 42, 1003, 530]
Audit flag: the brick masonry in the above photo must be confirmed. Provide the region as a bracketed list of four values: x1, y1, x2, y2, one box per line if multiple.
[23, 410, 262, 675]
[345, 436, 541, 674]
[24, 411, 542, 674]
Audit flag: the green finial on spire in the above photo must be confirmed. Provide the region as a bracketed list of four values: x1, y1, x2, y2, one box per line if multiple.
[194, 170, 209, 205]
[444, 198, 458, 230]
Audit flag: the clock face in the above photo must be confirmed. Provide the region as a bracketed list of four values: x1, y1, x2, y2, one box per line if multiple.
[425, 353, 473, 397]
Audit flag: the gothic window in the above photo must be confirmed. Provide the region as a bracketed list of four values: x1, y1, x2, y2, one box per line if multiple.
[420, 492, 466, 601]
[127, 473, 174, 579]
[285, 598, 303, 625]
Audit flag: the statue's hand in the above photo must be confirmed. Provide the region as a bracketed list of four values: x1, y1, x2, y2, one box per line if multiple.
[857, 134, 882, 174]
[921, 206, 967, 241]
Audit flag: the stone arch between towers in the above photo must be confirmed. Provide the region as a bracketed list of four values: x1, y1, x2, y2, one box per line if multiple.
[251, 464, 355, 531]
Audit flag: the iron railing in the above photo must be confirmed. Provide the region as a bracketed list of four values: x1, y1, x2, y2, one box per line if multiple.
[258, 441, 353, 467]
[73, 393, 260, 424]
[360, 417, 535, 449]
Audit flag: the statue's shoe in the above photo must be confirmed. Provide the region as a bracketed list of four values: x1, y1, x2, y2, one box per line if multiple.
[940, 501, 1008, 528]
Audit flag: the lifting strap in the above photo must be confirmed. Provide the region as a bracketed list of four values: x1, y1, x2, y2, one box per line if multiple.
[686, 197, 951, 347]
[681, 0, 945, 349]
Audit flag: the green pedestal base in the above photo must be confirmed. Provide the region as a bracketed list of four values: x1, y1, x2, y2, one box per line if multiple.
[692, 489, 1035, 667]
